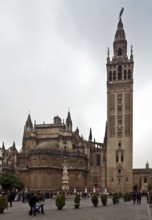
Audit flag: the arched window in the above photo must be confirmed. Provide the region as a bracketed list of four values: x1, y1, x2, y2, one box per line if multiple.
[96, 154, 101, 166]
[118, 65, 122, 80]
[116, 152, 118, 162]
[113, 71, 116, 81]
[118, 47, 122, 56]
[121, 153, 124, 162]
[109, 71, 112, 81]
[118, 169, 121, 174]
[128, 69, 131, 80]
[117, 167, 123, 176]
[124, 70, 127, 80]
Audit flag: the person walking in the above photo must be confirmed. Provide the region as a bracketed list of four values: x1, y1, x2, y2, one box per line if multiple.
[132, 191, 137, 204]
[8, 192, 15, 207]
[28, 193, 37, 216]
[38, 192, 45, 214]
[137, 191, 141, 204]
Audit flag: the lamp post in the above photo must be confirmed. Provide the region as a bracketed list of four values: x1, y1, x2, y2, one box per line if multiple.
[62, 145, 69, 193]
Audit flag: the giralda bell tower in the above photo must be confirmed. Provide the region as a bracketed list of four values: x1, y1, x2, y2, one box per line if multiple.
[106, 9, 134, 192]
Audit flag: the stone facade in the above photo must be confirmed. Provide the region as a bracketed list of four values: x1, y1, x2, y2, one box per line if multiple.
[2, 113, 104, 192]
[1, 16, 151, 193]
[133, 162, 152, 193]
[106, 17, 133, 192]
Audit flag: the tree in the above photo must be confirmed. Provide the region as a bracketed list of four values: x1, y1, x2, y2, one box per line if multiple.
[101, 194, 107, 206]
[55, 193, 66, 210]
[0, 173, 24, 191]
[91, 193, 99, 207]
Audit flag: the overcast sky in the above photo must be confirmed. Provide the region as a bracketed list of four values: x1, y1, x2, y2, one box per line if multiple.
[0, 0, 152, 168]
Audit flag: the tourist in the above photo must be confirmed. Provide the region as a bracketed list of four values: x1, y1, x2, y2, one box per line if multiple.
[137, 191, 141, 204]
[132, 191, 137, 204]
[28, 193, 37, 216]
[37, 192, 45, 214]
[8, 192, 15, 207]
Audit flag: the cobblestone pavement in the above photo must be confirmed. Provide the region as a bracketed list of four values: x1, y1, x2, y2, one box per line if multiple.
[1, 196, 152, 220]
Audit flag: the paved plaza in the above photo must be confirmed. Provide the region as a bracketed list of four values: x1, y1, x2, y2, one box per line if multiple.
[1, 196, 152, 220]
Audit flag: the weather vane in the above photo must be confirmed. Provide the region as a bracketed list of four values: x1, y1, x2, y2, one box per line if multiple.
[119, 7, 124, 19]
[131, 44, 133, 55]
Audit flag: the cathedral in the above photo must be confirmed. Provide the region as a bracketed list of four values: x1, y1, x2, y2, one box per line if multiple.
[1, 13, 152, 193]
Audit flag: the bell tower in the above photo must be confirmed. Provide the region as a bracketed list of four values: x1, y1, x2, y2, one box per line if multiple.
[106, 9, 134, 192]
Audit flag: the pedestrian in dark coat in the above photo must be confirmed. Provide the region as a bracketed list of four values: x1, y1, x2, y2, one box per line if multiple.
[132, 191, 137, 204]
[28, 193, 37, 216]
[137, 192, 141, 204]
[8, 192, 15, 207]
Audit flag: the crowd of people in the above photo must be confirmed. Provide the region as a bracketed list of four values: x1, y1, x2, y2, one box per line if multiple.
[132, 191, 142, 204]
[132, 191, 152, 205]
[0, 190, 46, 216]
[1, 189, 152, 216]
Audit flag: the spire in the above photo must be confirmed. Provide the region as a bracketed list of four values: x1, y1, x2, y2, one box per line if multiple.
[114, 18, 126, 41]
[75, 127, 79, 135]
[107, 47, 110, 63]
[130, 45, 133, 61]
[107, 10, 134, 83]
[146, 161, 149, 169]
[25, 113, 33, 131]
[11, 141, 17, 152]
[1, 142, 6, 153]
[12, 141, 16, 149]
[66, 111, 72, 131]
[2, 142, 5, 150]
[113, 15, 127, 59]
[89, 128, 92, 142]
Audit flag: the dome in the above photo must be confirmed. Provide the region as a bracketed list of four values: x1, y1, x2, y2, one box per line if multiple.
[36, 141, 59, 150]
